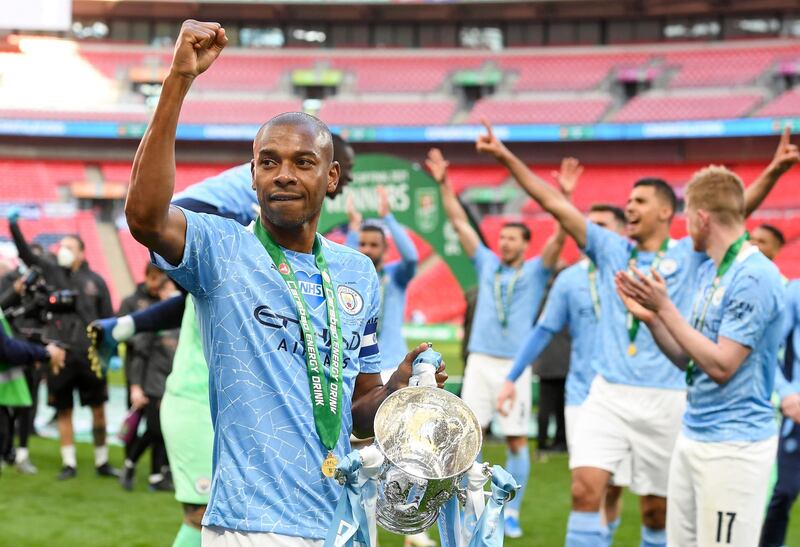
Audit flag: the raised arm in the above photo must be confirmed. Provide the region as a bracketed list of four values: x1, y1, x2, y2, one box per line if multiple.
[9, 217, 42, 270]
[744, 126, 799, 217]
[378, 187, 418, 285]
[539, 158, 582, 269]
[425, 148, 481, 258]
[344, 194, 361, 250]
[476, 119, 588, 248]
[125, 21, 228, 265]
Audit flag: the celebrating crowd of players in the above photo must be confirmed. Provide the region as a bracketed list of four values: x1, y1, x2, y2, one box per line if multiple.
[3, 19, 800, 547]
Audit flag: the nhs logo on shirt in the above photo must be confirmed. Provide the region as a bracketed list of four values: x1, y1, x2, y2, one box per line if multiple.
[294, 269, 325, 310]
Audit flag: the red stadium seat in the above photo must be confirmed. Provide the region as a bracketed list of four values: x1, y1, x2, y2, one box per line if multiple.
[466, 97, 611, 125]
[612, 93, 764, 122]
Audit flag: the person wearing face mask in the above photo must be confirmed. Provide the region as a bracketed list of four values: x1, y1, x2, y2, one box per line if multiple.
[8, 218, 116, 481]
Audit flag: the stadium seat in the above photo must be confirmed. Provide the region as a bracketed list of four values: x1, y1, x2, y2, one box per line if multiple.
[612, 92, 763, 122]
[466, 97, 611, 125]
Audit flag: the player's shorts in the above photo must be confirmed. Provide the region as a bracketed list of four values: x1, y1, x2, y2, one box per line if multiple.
[667, 432, 777, 547]
[161, 392, 214, 505]
[461, 353, 531, 437]
[565, 403, 631, 488]
[202, 527, 329, 546]
[569, 375, 685, 497]
[46, 356, 108, 411]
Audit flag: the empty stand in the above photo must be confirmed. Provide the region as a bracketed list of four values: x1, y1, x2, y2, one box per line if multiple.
[612, 92, 763, 123]
[500, 52, 650, 91]
[318, 99, 455, 126]
[179, 99, 303, 125]
[0, 160, 86, 203]
[467, 97, 610, 125]
[663, 45, 797, 88]
[756, 89, 800, 118]
[405, 260, 466, 324]
[118, 228, 151, 285]
[331, 56, 483, 93]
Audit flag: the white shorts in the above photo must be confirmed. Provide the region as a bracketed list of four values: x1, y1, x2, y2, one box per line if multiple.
[666, 433, 777, 547]
[202, 527, 322, 546]
[565, 403, 631, 488]
[461, 353, 531, 437]
[569, 376, 685, 497]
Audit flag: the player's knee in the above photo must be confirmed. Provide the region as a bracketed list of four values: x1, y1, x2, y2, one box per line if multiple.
[640, 496, 666, 529]
[183, 503, 206, 528]
[570, 472, 604, 510]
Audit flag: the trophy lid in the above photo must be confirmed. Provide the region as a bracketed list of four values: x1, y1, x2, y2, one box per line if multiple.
[373, 387, 482, 481]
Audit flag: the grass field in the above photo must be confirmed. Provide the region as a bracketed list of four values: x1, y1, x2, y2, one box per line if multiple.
[5, 338, 797, 546]
[3, 436, 799, 546]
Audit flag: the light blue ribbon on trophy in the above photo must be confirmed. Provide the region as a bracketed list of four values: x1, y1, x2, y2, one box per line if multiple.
[469, 465, 518, 547]
[324, 447, 384, 547]
[438, 464, 518, 547]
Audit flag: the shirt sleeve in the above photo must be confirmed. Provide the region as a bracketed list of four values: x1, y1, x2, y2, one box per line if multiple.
[344, 230, 359, 250]
[472, 242, 497, 274]
[538, 273, 570, 334]
[507, 324, 555, 382]
[150, 208, 231, 297]
[776, 282, 800, 399]
[583, 221, 629, 272]
[357, 267, 382, 374]
[718, 270, 784, 350]
[0, 330, 48, 366]
[384, 214, 418, 288]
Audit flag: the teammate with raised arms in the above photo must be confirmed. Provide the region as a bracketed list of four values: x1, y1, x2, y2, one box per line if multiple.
[427, 147, 572, 538]
[475, 118, 797, 547]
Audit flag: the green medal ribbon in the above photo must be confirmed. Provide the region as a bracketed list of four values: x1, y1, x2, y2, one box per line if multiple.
[253, 219, 344, 453]
[587, 260, 600, 320]
[685, 232, 749, 386]
[494, 265, 523, 331]
[626, 237, 671, 356]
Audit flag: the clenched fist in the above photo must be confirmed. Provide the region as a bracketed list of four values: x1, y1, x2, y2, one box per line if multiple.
[170, 20, 228, 79]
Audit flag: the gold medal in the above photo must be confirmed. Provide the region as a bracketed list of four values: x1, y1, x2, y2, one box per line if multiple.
[321, 451, 339, 478]
[628, 343, 637, 357]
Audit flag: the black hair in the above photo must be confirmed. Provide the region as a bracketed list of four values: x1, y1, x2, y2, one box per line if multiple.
[360, 224, 386, 242]
[589, 203, 626, 225]
[757, 224, 785, 246]
[145, 263, 164, 276]
[633, 177, 677, 214]
[501, 222, 531, 242]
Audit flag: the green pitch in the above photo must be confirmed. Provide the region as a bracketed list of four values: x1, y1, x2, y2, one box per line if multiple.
[2, 437, 799, 546]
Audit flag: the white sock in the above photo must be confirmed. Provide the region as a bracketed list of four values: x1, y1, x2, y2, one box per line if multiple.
[94, 445, 108, 467]
[148, 473, 164, 484]
[124, 458, 135, 469]
[61, 445, 77, 468]
[112, 315, 135, 342]
[15, 447, 29, 463]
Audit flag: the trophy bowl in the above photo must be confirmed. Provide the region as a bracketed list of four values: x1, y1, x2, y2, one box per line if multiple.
[373, 386, 482, 534]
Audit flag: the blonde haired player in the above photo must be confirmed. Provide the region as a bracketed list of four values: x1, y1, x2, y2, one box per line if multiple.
[617, 166, 785, 546]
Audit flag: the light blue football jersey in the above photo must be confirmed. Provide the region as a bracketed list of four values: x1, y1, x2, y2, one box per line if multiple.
[775, 280, 800, 400]
[173, 163, 258, 226]
[683, 246, 784, 443]
[152, 208, 382, 538]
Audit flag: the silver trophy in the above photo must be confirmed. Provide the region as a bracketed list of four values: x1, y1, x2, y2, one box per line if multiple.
[372, 386, 482, 534]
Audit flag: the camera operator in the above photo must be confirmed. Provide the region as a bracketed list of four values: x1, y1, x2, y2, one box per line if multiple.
[9, 215, 116, 480]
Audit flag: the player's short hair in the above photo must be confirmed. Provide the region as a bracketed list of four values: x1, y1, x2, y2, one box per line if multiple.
[684, 165, 745, 226]
[145, 263, 164, 276]
[589, 204, 626, 225]
[757, 223, 785, 246]
[257, 112, 334, 162]
[360, 223, 386, 242]
[501, 222, 531, 242]
[633, 177, 677, 215]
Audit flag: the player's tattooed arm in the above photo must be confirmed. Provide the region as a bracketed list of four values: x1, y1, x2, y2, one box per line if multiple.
[350, 342, 447, 438]
[744, 126, 799, 217]
[126, 20, 228, 265]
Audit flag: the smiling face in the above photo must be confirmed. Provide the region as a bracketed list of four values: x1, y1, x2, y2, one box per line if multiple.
[251, 119, 340, 230]
[624, 185, 673, 242]
[498, 226, 528, 265]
